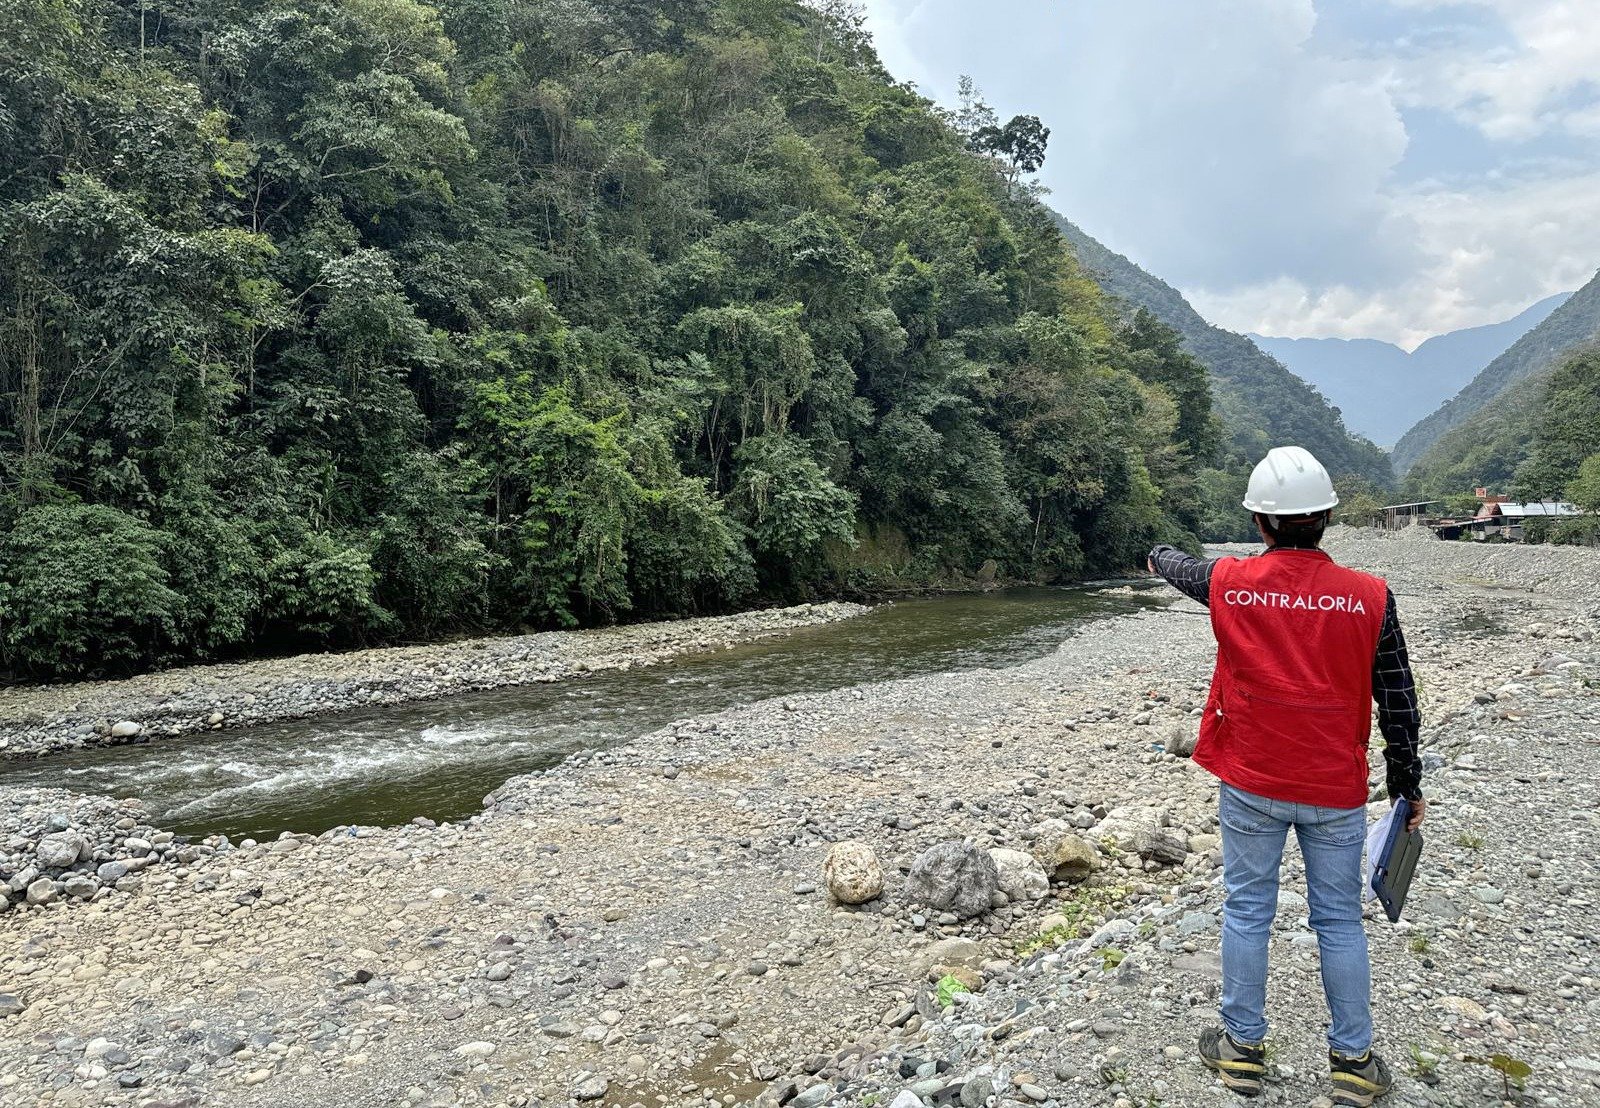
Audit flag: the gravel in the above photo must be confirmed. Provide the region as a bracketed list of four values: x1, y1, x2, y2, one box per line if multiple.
[0, 533, 1594, 1107]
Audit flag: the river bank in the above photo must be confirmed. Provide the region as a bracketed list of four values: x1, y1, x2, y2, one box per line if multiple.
[0, 529, 1596, 1108]
[0, 602, 869, 762]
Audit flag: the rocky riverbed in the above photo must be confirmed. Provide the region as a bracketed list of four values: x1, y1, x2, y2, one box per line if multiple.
[0, 602, 868, 761]
[0, 530, 1596, 1108]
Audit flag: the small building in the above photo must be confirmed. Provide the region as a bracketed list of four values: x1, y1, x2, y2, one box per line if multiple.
[1466, 500, 1586, 541]
[1377, 501, 1439, 531]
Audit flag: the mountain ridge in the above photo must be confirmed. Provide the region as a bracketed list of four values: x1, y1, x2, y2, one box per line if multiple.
[1053, 215, 1394, 489]
[1393, 273, 1600, 474]
[1249, 292, 1570, 449]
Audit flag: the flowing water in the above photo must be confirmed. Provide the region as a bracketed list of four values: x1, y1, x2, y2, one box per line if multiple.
[2, 587, 1160, 841]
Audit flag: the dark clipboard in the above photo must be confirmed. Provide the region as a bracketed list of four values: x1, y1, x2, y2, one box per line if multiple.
[1371, 797, 1424, 923]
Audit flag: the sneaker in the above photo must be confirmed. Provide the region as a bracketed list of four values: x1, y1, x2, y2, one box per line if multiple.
[1329, 1048, 1394, 1107]
[1199, 1026, 1266, 1097]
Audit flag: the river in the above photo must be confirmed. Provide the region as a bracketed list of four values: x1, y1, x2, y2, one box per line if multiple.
[3, 586, 1161, 841]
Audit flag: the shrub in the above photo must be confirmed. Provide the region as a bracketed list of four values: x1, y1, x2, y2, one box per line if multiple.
[0, 504, 181, 674]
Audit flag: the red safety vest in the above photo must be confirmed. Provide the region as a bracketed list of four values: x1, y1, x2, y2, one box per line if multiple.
[1193, 548, 1388, 809]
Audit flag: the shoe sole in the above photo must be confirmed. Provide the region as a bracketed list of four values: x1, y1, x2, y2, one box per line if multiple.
[1202, 1054, 1264, 1098]
[1331, 1071, 1392, 1107]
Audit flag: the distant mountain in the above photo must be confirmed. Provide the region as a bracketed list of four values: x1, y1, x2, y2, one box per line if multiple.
[1393, 273, 1600, 474]
[1250, 292, 1569, 449]
[1053, 215, 1394, 489]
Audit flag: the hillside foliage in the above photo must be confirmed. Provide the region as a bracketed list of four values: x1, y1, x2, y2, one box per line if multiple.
[1406, 346, 1600, 541]
[1051, 216, 1394, 500]
[0, 0, 1233, 677]
[1393, 270, 1600, 475]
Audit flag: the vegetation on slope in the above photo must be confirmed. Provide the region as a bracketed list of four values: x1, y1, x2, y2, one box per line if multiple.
[1052, 216, 1394, 505]
[1406, 346, 1600, 544]
[0, 0, 1226, 677]
[1393, 270, 1600, 475]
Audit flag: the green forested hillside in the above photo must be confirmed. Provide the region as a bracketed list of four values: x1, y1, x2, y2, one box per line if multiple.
[1406, 346, 1600, 522]
[1053, 216, 1394, 498]
[1392, 269, 1600, 474]
[0, 0, 1224, 677]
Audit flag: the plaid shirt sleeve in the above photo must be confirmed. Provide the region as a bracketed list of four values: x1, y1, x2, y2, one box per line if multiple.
[1149, 544, 1214, 606]
[1148, 546, 1425, 802]
[1373, 589, 1424, 801]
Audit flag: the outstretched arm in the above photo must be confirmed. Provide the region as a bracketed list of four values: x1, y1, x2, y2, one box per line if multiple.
[1147, 544, 1216, 608]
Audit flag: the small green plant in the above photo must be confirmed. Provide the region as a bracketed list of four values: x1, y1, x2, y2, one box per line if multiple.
[1017, 924, 1076, 958]
[1409, 934, 1430, 954]
[1465, 1053, 1532, 1098]
[934, 974, 970, 1009]
[1409, 1045, 1439, 1080]
[1014, 885, 1131, 956]
[1455, 832, 1485, 849]
[1099, 1063, 1129, 1087]
[1100, 946, 1126, 970]
[1137, 919, 1156, 939]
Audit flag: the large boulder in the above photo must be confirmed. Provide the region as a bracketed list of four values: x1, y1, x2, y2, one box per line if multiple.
[822, 841, 884, 905]
[1031, 819, 1098, 883]
[35, 831, 88, 869]
[903, 840, 998, 920]
[988, 848, 1049, 903]
[1098, 808, 1189, 867]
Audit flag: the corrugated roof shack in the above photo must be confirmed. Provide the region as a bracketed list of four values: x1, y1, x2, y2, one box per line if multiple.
[1466, 500, 1588, 542]
[1377, 501, 1439, 531]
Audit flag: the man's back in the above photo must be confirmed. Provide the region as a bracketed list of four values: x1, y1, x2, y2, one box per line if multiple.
[1195, 549, 1388, 809]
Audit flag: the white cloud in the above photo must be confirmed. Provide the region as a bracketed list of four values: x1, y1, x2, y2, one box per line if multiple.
[859, 0, 933, 91]
[1192, 170, 1600, 347]
[1387, 1, 1600, 141]
[857, 0, 1600, 345]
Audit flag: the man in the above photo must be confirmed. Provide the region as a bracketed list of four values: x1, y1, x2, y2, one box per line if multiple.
[1147, 445, 1426, 1107]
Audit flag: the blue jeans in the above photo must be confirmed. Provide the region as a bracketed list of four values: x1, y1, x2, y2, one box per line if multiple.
[1218, 783, 1372, 1056]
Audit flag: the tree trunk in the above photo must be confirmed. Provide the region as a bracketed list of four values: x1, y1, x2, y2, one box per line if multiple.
[15, 287, 43, 507]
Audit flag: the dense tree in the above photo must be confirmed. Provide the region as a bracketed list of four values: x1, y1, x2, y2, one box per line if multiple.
[0, 0, 1221, 677]
[972, 115, 1050, 197]
[1569, 454, 1600, 514]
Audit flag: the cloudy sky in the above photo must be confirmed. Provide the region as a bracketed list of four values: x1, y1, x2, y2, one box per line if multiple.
[859, 0, 1600, 348]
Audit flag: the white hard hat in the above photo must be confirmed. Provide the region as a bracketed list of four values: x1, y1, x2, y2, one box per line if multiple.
[1243, 446, 1339, 516]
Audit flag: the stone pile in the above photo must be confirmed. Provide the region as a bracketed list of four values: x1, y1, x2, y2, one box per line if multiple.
[0, 788, 229, 910]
